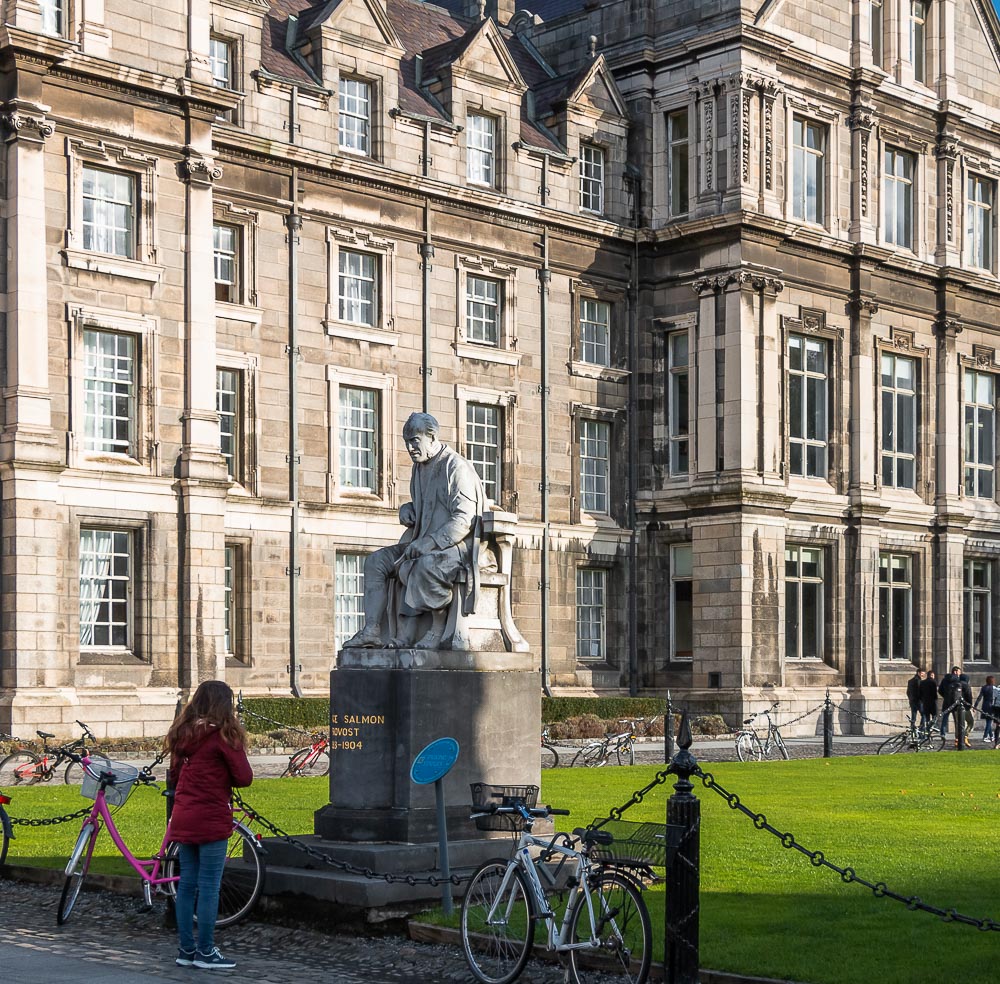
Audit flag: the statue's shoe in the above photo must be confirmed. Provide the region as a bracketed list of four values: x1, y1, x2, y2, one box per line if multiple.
[342, 625, 383, 648]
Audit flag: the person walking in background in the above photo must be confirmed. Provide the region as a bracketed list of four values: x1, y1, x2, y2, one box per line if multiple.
[974, 675, 997, 743]
[164, 681, 253, 970]
[906, 668, 925, 731]
[918, 669, 938, 734]
[939, 666, 973, 747]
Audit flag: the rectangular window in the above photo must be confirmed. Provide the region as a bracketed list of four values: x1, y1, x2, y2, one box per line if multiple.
[667, 110, 690, 216]
[576, 568, 606, 661]
[82, 166, 135, 258]
[670, 544, 693, 661]
[871, 0, 883, 64]
[964, 369, 995, 498]
[580, 298, 611, 367]
[792, 117, 826, 224]
[84, 330, 135, 456]
[339, 78, 371, 155]
[79, 528, 132, 649]
[884, 148, 914, 249]
[213, 223, 239, 303]
[580, 419, 610, 514]
[467, 114, 496, 186]
[210, 37, 232, 89]
[881, 353, 916, 489]
[338, 250, 377, 327]
[964, 559, 992, 662]
[878, 553, 913, 660]
[580, 144, 605, 213]
[967, 174, 995, 271]
[216, 368, 241, 481]
[910, 0, 927, 83]
[335, 553, 366, 651]
[788, 334, 828, 478]
[466, 403, 502, 502]
[466, 275, 501, 346]
[668, 331, 690, 475]
[785, 545, 824, 660]
[40, 0, 63, 35]
[338, 386, 377, 493]
[223, 544, 236, 656]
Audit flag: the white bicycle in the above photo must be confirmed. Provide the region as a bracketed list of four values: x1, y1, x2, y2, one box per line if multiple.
[461, 783, 653, 984]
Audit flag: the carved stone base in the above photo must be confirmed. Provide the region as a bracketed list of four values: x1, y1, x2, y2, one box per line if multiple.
[314, 651, 540, 843]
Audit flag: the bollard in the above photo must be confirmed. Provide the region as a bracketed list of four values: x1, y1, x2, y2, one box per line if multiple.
[956, 700, 965, 752]
[823, 691, 833, 758]
[665, 711, 700, 984]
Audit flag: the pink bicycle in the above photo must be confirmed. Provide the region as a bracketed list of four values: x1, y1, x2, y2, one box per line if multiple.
[56, 751, 265, 927]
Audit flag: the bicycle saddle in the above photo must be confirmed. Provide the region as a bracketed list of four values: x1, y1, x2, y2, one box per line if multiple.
[574, 827, 613, 846]
[37, 730, 55, 739]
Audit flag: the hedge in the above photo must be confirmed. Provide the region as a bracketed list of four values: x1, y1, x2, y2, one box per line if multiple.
[239, 697, 330, 733]
[541, 696, 668, 724]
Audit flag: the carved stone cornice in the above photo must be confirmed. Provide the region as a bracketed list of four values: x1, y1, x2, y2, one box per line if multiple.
[692, 273, 737, 294]
[934, 139, 960, 160]
[1, 111, 54, 142]
[847, 297, 879, 317]
[181, 154, 223, 185]
[738, 271, 784, 293]
[847, 108, 876, 132]
[934, 316, 963, 339]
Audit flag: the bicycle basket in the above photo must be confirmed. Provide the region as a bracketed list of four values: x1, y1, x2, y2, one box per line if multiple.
[81, 760, 139, 807]
[470, 783, 539, 832]
[588, 820, 683, 869]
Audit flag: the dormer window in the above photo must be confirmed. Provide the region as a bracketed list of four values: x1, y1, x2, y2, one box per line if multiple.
[467, 114, 496, 187]
[339, 78, 371, 156]
[580, 144, 605, 214]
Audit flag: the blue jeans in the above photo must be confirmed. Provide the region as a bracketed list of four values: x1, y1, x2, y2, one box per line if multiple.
[175, 838, 228, 954]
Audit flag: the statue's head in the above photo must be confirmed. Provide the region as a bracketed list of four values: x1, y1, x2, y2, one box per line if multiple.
[403, 412, 441, 463]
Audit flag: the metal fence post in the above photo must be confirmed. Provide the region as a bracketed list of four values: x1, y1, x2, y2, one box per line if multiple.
[666, 711, 699, 984]
[823, 690, 833, 758]
[665, 690, 674, 762]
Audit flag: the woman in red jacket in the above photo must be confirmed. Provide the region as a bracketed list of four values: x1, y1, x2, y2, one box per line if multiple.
[164, 680, 253, 970]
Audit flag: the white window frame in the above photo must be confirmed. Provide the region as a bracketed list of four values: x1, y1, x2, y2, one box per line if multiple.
[327, 366, 396, 506]
[880, 351, 917, 490]
[83, 329, 136, 457]
[579, 297, 611, 367]
[791, 116, 827, 225]
[909, 0, 928, 84]
[879, 552, 914, 661]
[670, 544, 693, 662]
[964, 368, 995, 499]
[455, 383, 516, 511]
[667, 108, 690, 217]
[883, 147, 915, 250]
[216, 367, 241, 481]
[668, 330, 691, 476]
[216, 349, 259, 494]
[338, 385, 379, 493]
[466, 402, 503, 504]
[966, 173, 996, 273]
[79, 527, 134, 652]
[785, 545, 824, 660]
[580, 418, 611, 515]
[64, 139, 161, 282]
[213, 222, 239, 304]
[325, 227, 397, 345]
[576, 567, 606, 662]
[964, 558, 992, 664]
[335, 552, 366, 651]
[214, 201, 260, 313]
[465, 274, 501, 347]
[579, 143, 605, 214]
[788, 334, 829, 479]
[338, 77, 372, 156]
[40, 0, 65, 36]
[338, 249, 378, 328]
[467, 113, 497, 186]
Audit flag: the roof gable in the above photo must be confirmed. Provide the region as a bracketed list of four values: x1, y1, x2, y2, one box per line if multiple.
[563, 56, 627, 119]
[448, 18, 527, 90]
[305, 0, 405, 53]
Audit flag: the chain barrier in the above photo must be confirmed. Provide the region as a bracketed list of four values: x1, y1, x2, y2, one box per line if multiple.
[231, 790, 468, 887]
[9, 805, 93, 827]
[695, 766, 1000, 931]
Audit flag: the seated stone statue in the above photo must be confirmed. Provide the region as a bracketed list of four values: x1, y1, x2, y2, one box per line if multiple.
[343, 412, 487, 651]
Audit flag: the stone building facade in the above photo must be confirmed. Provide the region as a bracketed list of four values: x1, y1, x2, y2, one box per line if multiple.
[1, 0, 1000, 736]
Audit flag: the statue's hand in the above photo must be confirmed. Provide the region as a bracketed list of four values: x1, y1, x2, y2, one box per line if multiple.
[403, 536, 432, 560]
[399, 502, 416, 527]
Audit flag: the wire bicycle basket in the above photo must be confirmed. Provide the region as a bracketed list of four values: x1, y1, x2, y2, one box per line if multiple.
[81, 759, 138, 808]
[469, 782, 539, 832]
[589, 819, 683, 869]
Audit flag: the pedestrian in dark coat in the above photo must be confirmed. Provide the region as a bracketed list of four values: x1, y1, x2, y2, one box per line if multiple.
[906, 669, 925, 730]
[164, 680, 253, 970]
[974, 676, 997, 743]
[918, 670, 938, 733]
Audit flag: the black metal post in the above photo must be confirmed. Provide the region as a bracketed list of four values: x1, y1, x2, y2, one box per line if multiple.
[823, 690, 833, 758]
[666, 712, 700, 984]
[664, 690, 674, 762]
[956, 698, 965, 751]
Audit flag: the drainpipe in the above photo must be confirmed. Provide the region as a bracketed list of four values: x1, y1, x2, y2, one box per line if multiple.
[539, 229, 553, 697]
[626, 169, 641, 697]
[420, 200, 433, 412]
[286, 131, 303, 695]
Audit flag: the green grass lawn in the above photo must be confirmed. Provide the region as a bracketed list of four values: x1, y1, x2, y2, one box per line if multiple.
[4, 757, 1000, 984]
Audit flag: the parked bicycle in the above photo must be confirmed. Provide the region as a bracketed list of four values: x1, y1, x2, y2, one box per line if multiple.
[877, 721, 946, 754]
[734, 703, 789, 761]
[0, 786, 11, 866]
[56, 747, 265, 927]
[540, 727, 560, 769]
[571, 719, 638, 768]
[462, 783, 653, 984]
[282, 733, 331, 777]
[0, 721, 99, 786]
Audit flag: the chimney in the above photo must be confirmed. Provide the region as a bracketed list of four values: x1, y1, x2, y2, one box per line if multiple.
[467, 0, 515, 26]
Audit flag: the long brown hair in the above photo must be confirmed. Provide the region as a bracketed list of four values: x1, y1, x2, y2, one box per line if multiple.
[164, 680, 246, 754]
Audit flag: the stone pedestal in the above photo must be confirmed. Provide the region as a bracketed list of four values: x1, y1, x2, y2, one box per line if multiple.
[314, 647, 540, 843]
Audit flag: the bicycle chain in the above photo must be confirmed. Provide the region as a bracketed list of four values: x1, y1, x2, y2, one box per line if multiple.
[231, 791, 468, 887]
[695, 767, 1000, 931]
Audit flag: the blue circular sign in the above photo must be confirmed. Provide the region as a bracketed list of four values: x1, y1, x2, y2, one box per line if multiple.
[410, 737, 460, 785]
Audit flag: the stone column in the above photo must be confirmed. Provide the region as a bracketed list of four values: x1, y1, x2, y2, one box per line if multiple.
[934, 135, 961, 267]
[186, 0, 213, 83]
[695, 80, 717, 207]
[724, 73, 757, 212]
[758, 81, 781, 218]
[847, 105, 877, 245]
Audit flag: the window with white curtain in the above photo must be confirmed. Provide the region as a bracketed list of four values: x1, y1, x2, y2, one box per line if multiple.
[79, 528, 132, 649]
[82, 166, 135, 258]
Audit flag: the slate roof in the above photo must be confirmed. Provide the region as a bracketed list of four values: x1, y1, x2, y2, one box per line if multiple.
[259, 0, 603, 153]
